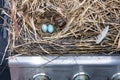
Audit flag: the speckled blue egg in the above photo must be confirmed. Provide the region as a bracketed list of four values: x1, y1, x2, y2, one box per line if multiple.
[41, 24, 48, 32]
[47, 24, 54, 33]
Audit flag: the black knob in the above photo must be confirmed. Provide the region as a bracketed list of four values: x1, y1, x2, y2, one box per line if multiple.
[33, 73, 50, 80]
[72, 72, 90, 80]
[112, 73, 120, 80]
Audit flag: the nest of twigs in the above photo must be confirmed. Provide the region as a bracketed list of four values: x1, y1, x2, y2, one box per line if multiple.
[4, 0, 120, 55]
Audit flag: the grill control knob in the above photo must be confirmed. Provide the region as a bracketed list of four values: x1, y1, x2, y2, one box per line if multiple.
[33, 73, 50, 80]
[112, 73, 120, 80]
[72, 72, 90, 80]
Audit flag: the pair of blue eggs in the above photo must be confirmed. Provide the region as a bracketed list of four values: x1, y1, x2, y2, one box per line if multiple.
[41, 24, 54, 33]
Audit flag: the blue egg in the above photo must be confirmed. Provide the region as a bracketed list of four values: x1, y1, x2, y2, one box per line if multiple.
[47, 24, 54, 33]
[41, 24, 48, 32]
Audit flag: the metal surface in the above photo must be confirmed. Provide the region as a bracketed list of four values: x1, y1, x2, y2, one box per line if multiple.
[33, 73, 50, 80]
[111, 73, 120, 80]
[9, 56, 120, 80]
[72, 72, 90, 80]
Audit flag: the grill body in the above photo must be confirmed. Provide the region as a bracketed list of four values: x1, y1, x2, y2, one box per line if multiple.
[9, 56, 120, 80]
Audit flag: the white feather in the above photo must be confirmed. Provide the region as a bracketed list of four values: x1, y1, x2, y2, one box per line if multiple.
[96, 26, 109, 44]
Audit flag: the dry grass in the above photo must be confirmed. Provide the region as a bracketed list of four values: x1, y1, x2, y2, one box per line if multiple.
[4, 0, 120, 55]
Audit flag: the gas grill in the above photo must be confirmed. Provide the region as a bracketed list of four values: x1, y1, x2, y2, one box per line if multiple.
[8, 55, 120, 80]
[1, 0, 120, 80]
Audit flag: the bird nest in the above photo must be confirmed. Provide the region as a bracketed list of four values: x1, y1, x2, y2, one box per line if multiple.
[4, 0, 120, 55]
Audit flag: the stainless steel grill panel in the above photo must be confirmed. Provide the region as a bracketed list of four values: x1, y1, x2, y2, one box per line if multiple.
[9, 56, 120, 80]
